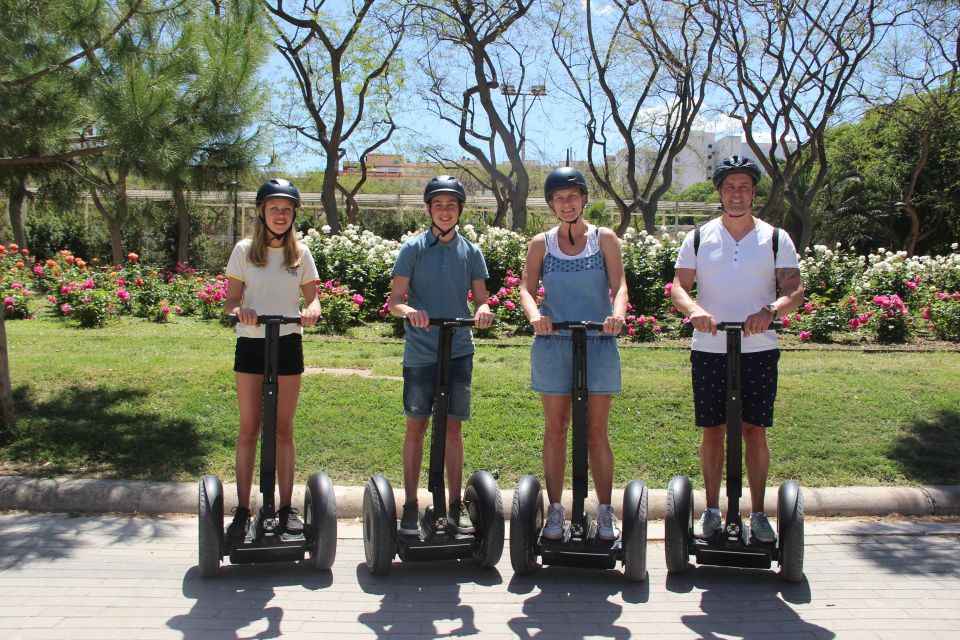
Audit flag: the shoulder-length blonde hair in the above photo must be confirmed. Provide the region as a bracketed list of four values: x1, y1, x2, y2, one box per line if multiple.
[247, 205, 303, 269]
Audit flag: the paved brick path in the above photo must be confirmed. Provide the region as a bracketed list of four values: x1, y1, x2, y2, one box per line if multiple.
[1, 512, 958, 639]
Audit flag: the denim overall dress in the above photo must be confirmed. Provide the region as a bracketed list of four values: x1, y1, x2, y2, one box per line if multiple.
[530, 225, 622, 395]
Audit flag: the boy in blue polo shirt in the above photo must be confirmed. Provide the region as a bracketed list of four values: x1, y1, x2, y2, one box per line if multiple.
[387, 175, 494, 535]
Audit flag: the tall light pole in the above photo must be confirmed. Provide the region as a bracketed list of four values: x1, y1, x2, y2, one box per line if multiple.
[229, 180, 239, 244]
[500, 84, 547, 162]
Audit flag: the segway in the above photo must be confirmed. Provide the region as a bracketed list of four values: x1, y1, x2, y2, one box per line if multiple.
[664, 321, 803, 582]
[362, 318, 504, 575]
[198, 315, 337, 578]
[510, 321, 649, 582]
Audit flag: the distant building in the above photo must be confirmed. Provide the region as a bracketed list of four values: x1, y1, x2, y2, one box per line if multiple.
[340, 153, 438, 180]
[627, 130, 794, 193]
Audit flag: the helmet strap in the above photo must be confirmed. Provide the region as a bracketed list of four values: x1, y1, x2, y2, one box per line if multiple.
[260, 212, 296, 244]
[558, 214, 583, 246]
[428, 221, 457, 247]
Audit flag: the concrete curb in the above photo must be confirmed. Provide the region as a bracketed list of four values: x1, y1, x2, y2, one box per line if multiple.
[3, 475, 959, 518]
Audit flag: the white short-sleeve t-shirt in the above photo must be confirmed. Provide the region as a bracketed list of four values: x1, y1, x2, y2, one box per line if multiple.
[674, 217, 799, 353]
[225, 239, 319, 339]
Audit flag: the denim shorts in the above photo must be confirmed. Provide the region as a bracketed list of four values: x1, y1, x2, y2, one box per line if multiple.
[234, 334, 304, 376]
[530, 334, 621, 395]
[691, 349, 780, 428]
[403, 354, 473, 420]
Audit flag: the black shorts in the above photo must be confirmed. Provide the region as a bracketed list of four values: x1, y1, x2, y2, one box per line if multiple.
[234, 334, 304, 376]
[691, 349, 779, 428]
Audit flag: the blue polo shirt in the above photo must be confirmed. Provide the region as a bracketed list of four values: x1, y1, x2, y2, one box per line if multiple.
[392, 230, 489, 367]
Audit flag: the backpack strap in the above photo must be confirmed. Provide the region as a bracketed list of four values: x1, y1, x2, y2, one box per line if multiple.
[693, 226, 701, 256]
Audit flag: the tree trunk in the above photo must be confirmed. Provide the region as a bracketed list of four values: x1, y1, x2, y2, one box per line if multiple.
[0, 306, 14, 442]
[7, 176, 28, 248]
[321, 156, 341, 234]
[174, 186, 190, 265]
[509, 172, 530, 231]
[90, 188, 125, 265]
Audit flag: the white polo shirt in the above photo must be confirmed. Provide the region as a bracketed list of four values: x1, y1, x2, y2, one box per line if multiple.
[225, 239, 319, 339]
[674, 217, 799, 353]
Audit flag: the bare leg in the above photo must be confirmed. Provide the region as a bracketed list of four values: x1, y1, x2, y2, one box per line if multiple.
[402, 418, 429, 505]
[275, 375, 302, 508]
[445, 418, 464, 504]
[700, 425, 727, 509]
[586, 395, 614, 504]
[542, 394, 572, 504]
[235, 373, 263, 510]
[743, 422, 770, 512]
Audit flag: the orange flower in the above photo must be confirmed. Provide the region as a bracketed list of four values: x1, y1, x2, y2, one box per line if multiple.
[215, 274, 224, 280]
[75, 259, 86, 268]
[66, 255, 76, 263]
[135, 277, 144, 287]
[127, 252, 139, 262]
[46, 259, 57, 268]
[92, 258, 99, 264]
[109, 271, 117, 277]
[9, 243, 18, 251]
[15, 261, 24, 268]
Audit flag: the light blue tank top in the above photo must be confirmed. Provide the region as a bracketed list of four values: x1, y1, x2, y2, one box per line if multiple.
[540, 225, 613, 328]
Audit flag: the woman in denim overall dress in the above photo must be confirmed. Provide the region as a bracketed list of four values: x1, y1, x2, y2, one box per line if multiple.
[519, 166, 629, 542]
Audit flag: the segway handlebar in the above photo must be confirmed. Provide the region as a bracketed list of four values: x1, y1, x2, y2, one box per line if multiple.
[717, 320, 783, 332]
[225, 314, 303, 326]
[550, 320, 627, 335]
[428, 317, 478, 327]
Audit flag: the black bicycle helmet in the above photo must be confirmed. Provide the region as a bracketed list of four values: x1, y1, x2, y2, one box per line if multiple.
[712, 156, 761, 188]
[544, 166, 588, 201]
[423, 174, 466, 204]
[255, 178, 301, 207]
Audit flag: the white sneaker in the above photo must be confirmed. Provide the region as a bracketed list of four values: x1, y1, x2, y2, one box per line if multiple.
[750, 512, 776, 543]
[694, 510, 722, 538]
[597, 504, 621, 541]
[542, 503, 565, 540]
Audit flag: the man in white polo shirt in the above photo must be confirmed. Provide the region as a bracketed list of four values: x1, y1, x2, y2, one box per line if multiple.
[670, 156, 805, 543]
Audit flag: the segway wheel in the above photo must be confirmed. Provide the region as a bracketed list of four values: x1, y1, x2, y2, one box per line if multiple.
[362, 475, 397, 575]
[198, 474, 224, 579]
[304, 472, 337, 570]
[777, 480, 805, 583]
[665, 475, 693, 574]
[509, 475, 543, 575]
[621, 480, 649, 582]
[464, 470, 505, 568]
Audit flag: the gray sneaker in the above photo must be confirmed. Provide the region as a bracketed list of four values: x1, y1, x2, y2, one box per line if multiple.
[399, 502, 420, 535]
[750, 512, 776, 543]
[449, 501, 475, 534]
[597, 504, 621, 541]
[694, 510, 722, 538]
[542, 503, 565, 540]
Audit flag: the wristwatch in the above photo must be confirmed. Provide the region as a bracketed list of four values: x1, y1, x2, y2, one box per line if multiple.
[763, 303, 778, 316]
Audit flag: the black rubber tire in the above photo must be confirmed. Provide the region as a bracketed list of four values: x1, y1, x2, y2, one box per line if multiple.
[778, 480, 805, 583]
[465, 471, 505, 568]
[509, 475, 543, 575]
[305, 472, 337, 570]
[363, 475, 396, 575]
[621, 480, 649, 582]
[665, 475, 693, 575]
[198, 474, 223, 579]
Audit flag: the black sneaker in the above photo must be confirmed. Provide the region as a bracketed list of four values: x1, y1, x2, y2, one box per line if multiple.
[278, 505, 304, 536]
[450, 501, 475, 534]
[399, 502, 420, 535]
[226, 507, 251, 544]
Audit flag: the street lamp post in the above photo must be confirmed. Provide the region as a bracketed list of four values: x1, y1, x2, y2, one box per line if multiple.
[229, 180, 239, 244]
[500, 84, 547, 162]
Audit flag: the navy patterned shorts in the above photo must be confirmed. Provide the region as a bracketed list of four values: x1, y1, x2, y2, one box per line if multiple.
[690, 349, 780, 428]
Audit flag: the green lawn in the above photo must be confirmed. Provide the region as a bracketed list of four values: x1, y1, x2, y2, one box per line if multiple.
[3, 316, 959, 488]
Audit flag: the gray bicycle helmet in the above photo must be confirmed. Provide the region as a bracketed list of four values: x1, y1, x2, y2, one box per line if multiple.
[712, 156, 761, 188]
[423, 174, 466, 204]
[544, 166, 588, 201]
[255, 178, 301, 206]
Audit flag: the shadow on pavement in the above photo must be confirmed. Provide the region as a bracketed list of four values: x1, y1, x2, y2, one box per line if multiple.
[842, 523, 960, 576]
[356, 560, 502, 637]
[891, 408, 960, 485]
[667, 565, 834, 639]
[6, 384, 209, 480]
[505, 566, 649, 639]
[0, 512, 182, 570]
[167, 563, 332, 639]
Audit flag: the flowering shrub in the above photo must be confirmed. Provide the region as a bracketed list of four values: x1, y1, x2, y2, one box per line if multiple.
[195, 276, 229, 320]
[486, 270, 530, 334]
[460, 224, 527, 289]
[302, 225, 400, 320]
[625, 310, 662, 342]
[868, 293, 912, 344]
[621, 229, 680, 320]
[313, 279, 363, 334]
[927, 291, 960, 341]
